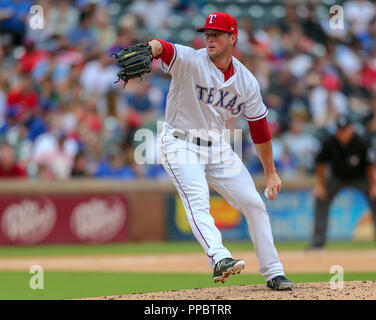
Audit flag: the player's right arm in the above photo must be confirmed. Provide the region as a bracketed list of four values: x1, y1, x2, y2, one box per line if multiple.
[148, 38, 176, 67]
[147, 38, 197, 80]
[148, 39, 163, 60]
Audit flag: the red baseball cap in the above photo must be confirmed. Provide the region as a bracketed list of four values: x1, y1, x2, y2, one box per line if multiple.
[197, 12, 238, 36]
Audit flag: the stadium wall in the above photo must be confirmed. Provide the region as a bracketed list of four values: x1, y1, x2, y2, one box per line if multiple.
[0, 177, 373, 245]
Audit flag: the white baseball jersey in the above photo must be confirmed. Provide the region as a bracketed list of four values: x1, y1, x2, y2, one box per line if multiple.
[158, 42, 285, 281]
[160, 44, 268, 135]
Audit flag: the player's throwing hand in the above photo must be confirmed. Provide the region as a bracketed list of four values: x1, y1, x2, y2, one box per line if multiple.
[264, 172, 282, 200]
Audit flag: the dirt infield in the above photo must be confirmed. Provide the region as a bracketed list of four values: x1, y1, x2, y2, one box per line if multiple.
[84, 281, 376, 300]
[1, 249, 375, 300]
[0, 250, 375, 273]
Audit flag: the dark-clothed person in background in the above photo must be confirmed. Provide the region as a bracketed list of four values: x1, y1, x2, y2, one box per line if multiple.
[309, 114, 376, 249]
[70, 151, 90, 177]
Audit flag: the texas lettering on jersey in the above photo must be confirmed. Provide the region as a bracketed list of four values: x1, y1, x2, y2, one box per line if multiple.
[195, 85, 245, 115]
[154, 39, 268, 135]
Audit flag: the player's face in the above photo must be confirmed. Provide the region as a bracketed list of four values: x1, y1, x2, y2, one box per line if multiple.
[204, 30, 235, 58]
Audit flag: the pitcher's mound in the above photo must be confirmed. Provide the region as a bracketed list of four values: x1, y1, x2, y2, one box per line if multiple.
[85, 281, 376, 300]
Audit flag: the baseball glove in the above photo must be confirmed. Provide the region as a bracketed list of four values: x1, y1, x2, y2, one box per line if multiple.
[113, 43, 153, 86]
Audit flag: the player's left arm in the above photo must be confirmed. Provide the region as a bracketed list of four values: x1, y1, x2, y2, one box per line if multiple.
[249, 118, 281, 200]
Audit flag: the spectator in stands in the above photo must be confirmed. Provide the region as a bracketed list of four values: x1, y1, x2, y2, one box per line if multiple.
[278, 2, 299, 34]
[361, 48, 376, 91]
[108, 14, 138, 56]
[19, 39, 49, 75]
[236, 18, 256, 54]
[123, 80, 155, 126]
[37, 74, 60, 112]
[80, 52, 118, 116]
[0, 74, 6, 124]
[344, 0, 375, 36]
[269, 121, 298, 178]
[0, 0, 31, 46]
[300, 1, 328, 45]
[67, 8, 97, 52]
[0, 0, 376, 183]
[24, 109, 49, 142]
[71, 151, 90, 177]
[75, 0, 109, 10]
[93, 7, 116, 52]
[335, 37, 363, 77]
[309, 73, 349, 130]
[94, 150, 136, 180]
[282, 110, 319, 174]
[357, 18, 376, 53]
[6, 74, 39, 121]
[0, 143, 27, 178]
[35, 162, 54, 180]
[76, 96, 103, 133]
[32, 132, 75, 180]
[49, 0, 79, 37]
[129, 0, 171, 36]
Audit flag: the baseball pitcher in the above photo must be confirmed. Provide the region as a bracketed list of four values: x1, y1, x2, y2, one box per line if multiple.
[114, 12, 293, 291]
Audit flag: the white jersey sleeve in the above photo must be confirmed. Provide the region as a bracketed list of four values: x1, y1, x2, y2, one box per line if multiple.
[160, 44, 198, 82]
[243, 77, 268, 122]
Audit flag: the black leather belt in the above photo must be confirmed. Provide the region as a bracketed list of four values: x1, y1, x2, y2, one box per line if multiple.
[173, 131, 212, 147]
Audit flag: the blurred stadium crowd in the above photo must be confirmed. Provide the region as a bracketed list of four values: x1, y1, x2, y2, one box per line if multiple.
[0, 0, 376, 180]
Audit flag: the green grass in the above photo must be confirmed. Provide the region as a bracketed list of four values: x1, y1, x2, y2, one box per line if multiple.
[0, 241, 373, 299]
[0, 241, 374, 257]
[1, 271, 375, 300]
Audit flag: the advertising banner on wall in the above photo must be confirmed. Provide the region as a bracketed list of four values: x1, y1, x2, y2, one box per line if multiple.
[167, 188, 375, 241]
[0, 194, 129, 245]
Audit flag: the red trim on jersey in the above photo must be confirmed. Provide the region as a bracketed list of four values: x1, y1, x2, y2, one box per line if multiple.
[150, 38, 175, 65]
[248, 117, 272, 144]
[169, 43, 178, 72]
[217, 60, 234, 81]
[245, 108, 268, 121]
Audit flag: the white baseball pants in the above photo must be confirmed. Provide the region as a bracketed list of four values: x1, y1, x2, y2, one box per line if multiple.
[159, 122, 285, 281]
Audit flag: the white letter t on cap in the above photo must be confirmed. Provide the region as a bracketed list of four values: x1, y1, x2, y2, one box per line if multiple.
[209, 14, 217, 24]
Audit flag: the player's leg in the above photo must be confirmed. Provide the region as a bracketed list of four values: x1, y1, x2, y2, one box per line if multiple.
[310, 178, 342, 248]
[159, 131, 232, 268]
[206, 148, 285, 282]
